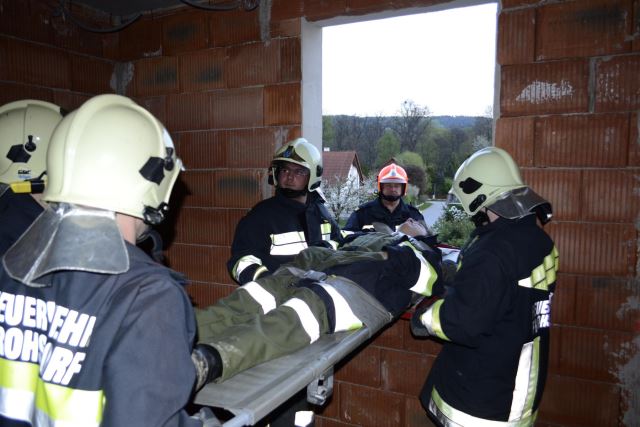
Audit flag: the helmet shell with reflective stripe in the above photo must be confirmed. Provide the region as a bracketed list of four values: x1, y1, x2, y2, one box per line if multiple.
[43, 94, 182, 222]
[271, 138, 323, 192]
[0, 99, 63, 184]
[377, 163, 408, 195]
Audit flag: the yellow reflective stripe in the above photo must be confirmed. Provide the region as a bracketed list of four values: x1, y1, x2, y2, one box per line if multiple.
[326, 240, 339, 250]
[420, 300, 449, 341]
[508, 338, 539, 421]
[232, 255, 263, 281]
[320, 223, 332, 235]
[270, 232, 308, 255]
[341, 230, 354, 237]
[240, 281, 276, 314]
[319, 284, 363, 332]
[252, 266, 269, 281]
[517, 247, 559, 291]
[0, 358, 104, 425]
[282, 298, 320, 343]
[400, 241, 439, 296]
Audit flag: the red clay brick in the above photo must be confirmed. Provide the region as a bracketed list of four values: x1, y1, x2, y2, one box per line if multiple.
[211, 87, 264, 129]
[335, 345, 381, 388]
[0, 0, 52, 45]
[0, 82, 54, 106]
[582, 169, 640, 222]
[403, 323, 443, 356]
[165, 243, 230, 284]
[136, 96, 167, 126]
[0, 38, 71, 90]
[345, 0, 389, 15]
[50, 14, 105, 57]
[552, 273, 577, 327]
[162, 11, 209, 55]
[305, 0, 348, 21]
[226, 41, 281, 88]
[51, 91, 91, 113]
[536, 0, 632, 60]
[535, 114, 629, 167]
[545, 222, 636, 276]
[521, 168, 581, 221]
[166, 92, 212, 131]
[630, 112, 640, 165]
[500, 61, 589, 116]
[554, 326, 633, 382]
[495, 117, 535, 167]
[271, 0, 303, 22]
[280, 38, 301, 83]
[185, 282, 235, 308]
[316, 416, 358, 427]
[497, 8, 535, 65]
[179, 48, 227, 92]
[173, 130, 227, 169]
[538, 375, 620, 426]
[340, 383, 403, 427]
[133, 56, 179, 97]
[70, 55, 114, 94]
[381, 349, 433, 395]
[209, 9, 260, 47]
[222, 128, 279, 168]
[173, 207, 244, 246]
[595, 54, 640, 112]
[271, 19, 301, 38]
[404, 396, 437, 427]
[575, 276, 640, 332]
[264, 83, 301, 125]
[501, 0, 542, 7]
[117, 17, 163, 61]
[634, 0, 640, 52]
[181, 170, 267, 209]
[371, 319, 404, 350]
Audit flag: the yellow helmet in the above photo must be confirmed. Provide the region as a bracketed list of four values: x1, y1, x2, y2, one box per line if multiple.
[0, 100, 63, 184]
[271, 138, 323, 192]
[450, 147, 551, 221]
[43, 94, 182, 225]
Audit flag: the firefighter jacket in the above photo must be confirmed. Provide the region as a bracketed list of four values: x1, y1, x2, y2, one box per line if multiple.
[0, 185, 44, 256]
[344, 197, 425, 232]
[227, 190, 341, 285]
[418, 215, 558, 427]
[198, 232, 441, 382]
[0, 243, 200, 427]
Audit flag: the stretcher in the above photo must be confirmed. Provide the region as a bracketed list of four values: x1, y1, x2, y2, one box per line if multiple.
[194, 277, 394, 427]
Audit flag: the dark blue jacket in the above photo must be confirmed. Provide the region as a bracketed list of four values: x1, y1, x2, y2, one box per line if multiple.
[344, 197, 425, 232]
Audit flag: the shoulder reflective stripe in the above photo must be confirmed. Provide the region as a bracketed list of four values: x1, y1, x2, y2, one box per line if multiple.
[362, 225, 375, 231]
[233, 255, 263, 281]
[240, 281, 277, 314]
[0, 358, 103, 426]
[420, 300, 450, 341]
[509, 338, 540, 421]
[430, 387, 537, 427]
[319, 284, 363, 332]
[320, 223, 332, 235]
[282, 298, 320, 343]
[409, 250, 438, 297]
[270, 232, 307, 256]
[341, 230, 354, 237]
[327, 240, 339, 250]
[517, 247, 559, 291]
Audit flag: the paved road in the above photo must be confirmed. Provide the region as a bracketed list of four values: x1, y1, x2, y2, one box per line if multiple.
[421, 200, 446, 228]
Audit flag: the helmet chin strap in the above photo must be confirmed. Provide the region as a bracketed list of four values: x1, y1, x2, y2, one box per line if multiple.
[277, 186, 308, 199]
[380, 193, 401, 202]
[470, 209, 490, 227]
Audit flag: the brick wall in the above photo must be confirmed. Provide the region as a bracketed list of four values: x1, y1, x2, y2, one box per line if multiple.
[0, 0, 637, 425]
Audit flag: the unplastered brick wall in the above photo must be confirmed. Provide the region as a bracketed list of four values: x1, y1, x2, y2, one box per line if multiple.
[497, 0, 639, 425]
[1, 0, 638, 425]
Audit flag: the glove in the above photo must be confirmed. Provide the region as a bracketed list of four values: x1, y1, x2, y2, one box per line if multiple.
[191, 344, 223, 391]
[410, 302, 432, 337]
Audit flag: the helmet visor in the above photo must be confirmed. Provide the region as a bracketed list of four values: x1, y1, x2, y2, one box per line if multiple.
[487, 187, 550, 220]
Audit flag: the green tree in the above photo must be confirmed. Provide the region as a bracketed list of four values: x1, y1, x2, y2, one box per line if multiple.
[391, 100, 432, 152]
[375, 130, 400, 168]
[322, 115, 335, 149]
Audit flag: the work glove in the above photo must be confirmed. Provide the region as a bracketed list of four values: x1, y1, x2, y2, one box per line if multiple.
[191, 344, 223, 391]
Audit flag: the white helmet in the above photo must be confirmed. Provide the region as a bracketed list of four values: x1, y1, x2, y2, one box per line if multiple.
[0, 100, 63, 184]
[43, 94, 182, 225]
[450, 147, 551, 222]
[271, 138, 323, 192]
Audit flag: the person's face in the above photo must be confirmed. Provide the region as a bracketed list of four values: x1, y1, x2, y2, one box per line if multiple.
[278, 163, 310, 191]
[381, 183, 403, 197]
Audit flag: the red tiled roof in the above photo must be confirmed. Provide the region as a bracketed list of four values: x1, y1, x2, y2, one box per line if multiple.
[322, 150, 363, 183]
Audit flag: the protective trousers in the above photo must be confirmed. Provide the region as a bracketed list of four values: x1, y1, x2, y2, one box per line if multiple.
[196, 247, 388, 382]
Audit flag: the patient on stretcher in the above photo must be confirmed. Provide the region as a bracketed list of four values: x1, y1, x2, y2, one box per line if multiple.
[191, 219, 443, 389]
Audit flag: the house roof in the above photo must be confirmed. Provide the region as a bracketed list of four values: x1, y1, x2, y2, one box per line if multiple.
[322, 150, 363, 184]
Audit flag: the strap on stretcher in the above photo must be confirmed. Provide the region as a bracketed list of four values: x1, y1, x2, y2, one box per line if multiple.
[194, 274, 393, 427]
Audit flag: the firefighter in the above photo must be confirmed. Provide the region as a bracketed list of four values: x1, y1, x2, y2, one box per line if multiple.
[227, 137, 341, 285]
[192, 219, 441, 387]
[0, 100, 63, 255]
[0, 95, 200, 426]
[411, 147, 558, 427]
[344, 162, 428, 234]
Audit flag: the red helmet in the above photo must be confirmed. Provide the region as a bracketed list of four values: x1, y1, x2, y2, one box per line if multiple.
[377, 163, 408, 195]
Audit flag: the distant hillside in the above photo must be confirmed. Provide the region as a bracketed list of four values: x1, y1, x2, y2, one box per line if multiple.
[323, 114, 482, 129]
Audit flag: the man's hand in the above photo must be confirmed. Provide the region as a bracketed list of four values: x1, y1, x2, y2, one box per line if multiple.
[398, 218, 427, 237]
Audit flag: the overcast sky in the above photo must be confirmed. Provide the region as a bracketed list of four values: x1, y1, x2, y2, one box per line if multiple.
[322, 3, 498, 117]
